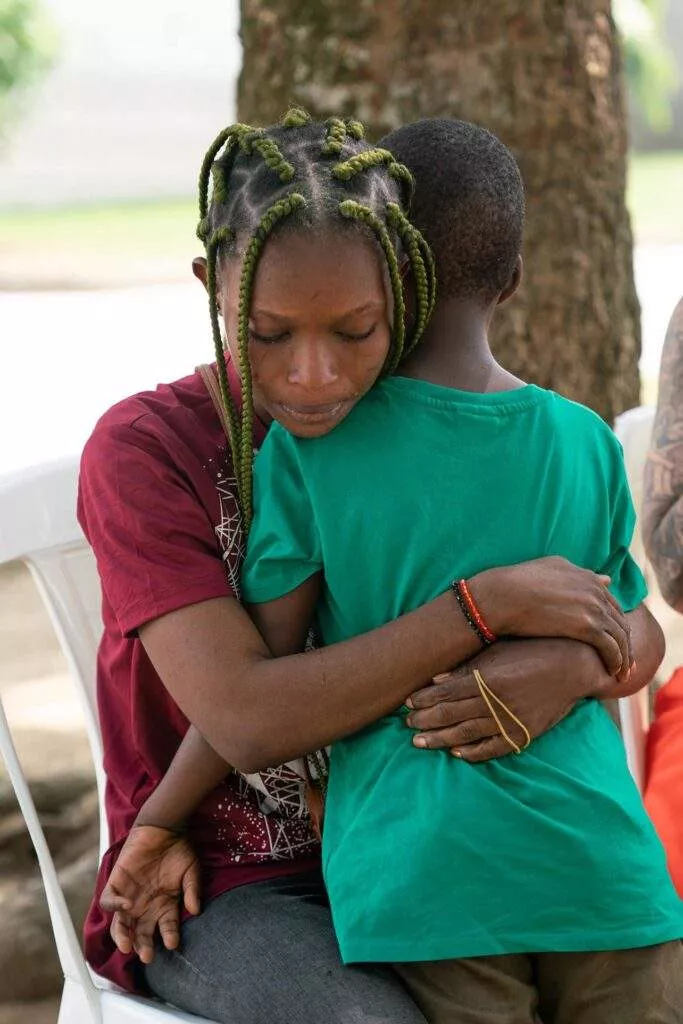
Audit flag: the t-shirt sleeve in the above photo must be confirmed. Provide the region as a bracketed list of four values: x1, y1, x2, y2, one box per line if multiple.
[599, 435, 648, 613]
[77, 415, 234, 637]
[241, 425, 323, 603]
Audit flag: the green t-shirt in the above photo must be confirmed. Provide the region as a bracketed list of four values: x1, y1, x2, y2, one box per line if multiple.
[242, 378, 683, 963]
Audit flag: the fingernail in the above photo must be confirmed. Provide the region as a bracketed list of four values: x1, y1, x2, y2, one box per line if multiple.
[413, 735, 427, 747]
[405, 715, 414, 728]
[405, 696, 414, 709]
[433, 673, 449, 683]
[452, 749, 463, 758]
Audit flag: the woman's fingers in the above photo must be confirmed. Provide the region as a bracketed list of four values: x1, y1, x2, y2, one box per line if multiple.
[157, 907, 182, 952]
[182, 865, 202, 917]
[133, 915, 158, 965]
[110, 911, 134, 955]
[406, 696, 483, 732]
[407, 673, 480, 712]
[452, 736, 516, 763]
[412, 717, 498, 750]
[99, 888, 133, 913]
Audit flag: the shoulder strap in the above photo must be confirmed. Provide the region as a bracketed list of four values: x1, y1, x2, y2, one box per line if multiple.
[196, 363, 232, 444]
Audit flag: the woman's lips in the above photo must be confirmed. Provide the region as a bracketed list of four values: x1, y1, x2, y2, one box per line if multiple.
[278, 400, 350, 425]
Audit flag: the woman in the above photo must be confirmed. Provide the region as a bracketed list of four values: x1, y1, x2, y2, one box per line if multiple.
[80, 110, 645, 1024]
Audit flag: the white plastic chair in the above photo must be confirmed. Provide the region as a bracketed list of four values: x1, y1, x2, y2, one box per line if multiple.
[0, 458, 217, 1024]
[614, 405, 658, 793]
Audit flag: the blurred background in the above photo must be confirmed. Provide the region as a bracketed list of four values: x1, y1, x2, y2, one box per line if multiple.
[0, 1, 682, 1019]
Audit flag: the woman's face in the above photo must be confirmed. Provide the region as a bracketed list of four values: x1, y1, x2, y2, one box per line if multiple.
[215, 228, 393, 438]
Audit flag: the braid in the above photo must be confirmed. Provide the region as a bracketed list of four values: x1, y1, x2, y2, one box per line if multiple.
[321, 117, 347, 156]
[387, 203, 437, 354]
[205, 228, 243, 500]
[239, 130, 295, 183]
[388, 161, 414, 207]
[345, 118, 365, 141]
[210, 162, 230, 208]
[338, 199, 406, 374]
[332, 148, 396, 181]
[198, 124, 252, 222]
[236, 192, 308, 531]
[333, 148, 414, 207]
[282, 107, 311, 128]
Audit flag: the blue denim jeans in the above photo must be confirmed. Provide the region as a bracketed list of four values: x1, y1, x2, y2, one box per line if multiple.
[144, 868, 427, 1024]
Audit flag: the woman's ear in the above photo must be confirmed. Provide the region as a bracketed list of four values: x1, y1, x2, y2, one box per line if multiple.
[192, 257, 209, 291]
[497, 255, 523, 306]
[193, 255, 227, 316]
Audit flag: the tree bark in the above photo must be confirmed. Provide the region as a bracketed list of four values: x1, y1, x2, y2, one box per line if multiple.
[238, 0, 640, 421]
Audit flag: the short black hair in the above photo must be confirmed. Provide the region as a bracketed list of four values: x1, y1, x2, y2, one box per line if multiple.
[379, 118, 525, 304]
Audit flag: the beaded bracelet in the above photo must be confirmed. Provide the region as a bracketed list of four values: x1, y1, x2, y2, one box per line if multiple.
[459, 578, 497, 644]
[451, 579, 497, 646]
[451, 580, 490, 646]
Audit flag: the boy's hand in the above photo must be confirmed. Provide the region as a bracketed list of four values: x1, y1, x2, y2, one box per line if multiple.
[405, 637, 610, 761]
[100, 825, 201, 964]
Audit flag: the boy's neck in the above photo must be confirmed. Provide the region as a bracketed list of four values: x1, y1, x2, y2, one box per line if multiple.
[399, 299, 525, 393]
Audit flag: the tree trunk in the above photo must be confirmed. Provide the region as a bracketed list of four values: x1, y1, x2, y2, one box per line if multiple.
[238, 0, 640, 421]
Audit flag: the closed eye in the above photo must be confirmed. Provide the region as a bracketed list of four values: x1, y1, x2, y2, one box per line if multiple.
[249, 329, 290, 344]
[338, 324, 377, 342]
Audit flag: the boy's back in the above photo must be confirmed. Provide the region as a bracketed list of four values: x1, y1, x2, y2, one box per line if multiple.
[243, 376, 683, 963]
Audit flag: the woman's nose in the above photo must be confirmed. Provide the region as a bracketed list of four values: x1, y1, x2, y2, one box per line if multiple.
[287, 341, 339, 389]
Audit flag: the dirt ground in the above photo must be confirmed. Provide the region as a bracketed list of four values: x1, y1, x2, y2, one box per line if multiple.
[0, 999, 60, 1024]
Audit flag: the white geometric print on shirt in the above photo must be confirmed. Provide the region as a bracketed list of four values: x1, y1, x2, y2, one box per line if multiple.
[214, 465, 245, 598]
[210, 459, 318, 862]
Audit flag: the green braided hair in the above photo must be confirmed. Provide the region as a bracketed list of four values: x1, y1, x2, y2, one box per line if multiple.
[196, 108, 436, 535]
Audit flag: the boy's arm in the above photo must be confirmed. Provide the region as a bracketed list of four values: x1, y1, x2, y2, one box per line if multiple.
[135, 573, 322, 832]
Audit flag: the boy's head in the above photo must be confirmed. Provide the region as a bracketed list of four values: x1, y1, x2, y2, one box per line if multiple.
[379, 118, 525, 307]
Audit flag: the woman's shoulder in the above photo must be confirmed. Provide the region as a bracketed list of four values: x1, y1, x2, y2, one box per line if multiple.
[87, 367, 217, 446]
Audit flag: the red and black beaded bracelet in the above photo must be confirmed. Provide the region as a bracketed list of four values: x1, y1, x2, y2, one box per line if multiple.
[451, 578, 498, 646]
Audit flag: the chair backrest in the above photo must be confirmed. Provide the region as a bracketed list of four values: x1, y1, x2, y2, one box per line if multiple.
[0, 457, 108, 853]
[0, 457, 106, 1016]
[613, 406, 656, 793]
[0, 459, 220, 1023]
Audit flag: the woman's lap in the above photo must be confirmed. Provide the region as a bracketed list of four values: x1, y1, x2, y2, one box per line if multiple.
[144, 868, 427, 1024]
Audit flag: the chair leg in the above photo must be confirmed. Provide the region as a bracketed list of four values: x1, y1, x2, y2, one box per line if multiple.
[57, 976, 102, 1024]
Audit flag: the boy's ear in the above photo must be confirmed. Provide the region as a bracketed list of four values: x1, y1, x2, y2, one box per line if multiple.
[497, 255, 523, 306]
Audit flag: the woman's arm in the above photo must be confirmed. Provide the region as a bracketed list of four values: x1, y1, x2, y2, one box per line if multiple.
[404, 602, 664, 761]
[643, 298, 683, 611]
[136, 574, 322, 829]
[139, 557, 628, 775]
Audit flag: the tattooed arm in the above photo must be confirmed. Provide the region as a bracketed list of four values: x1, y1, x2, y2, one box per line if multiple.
[643, 298, 683, 612]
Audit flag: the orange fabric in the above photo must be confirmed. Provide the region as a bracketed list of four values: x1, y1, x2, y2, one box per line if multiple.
[644, 668, 683, 896]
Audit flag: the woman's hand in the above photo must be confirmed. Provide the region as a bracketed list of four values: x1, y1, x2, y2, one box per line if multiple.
[472, 557, 632, 678]
[405, 637, 611, 762]
[99, 825, 201, 964]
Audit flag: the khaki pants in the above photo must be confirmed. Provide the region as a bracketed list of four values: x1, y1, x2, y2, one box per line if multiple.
[394, 942, 683, 1024]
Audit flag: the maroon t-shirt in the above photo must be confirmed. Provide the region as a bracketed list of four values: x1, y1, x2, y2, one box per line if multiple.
[78, 360, 320, 992]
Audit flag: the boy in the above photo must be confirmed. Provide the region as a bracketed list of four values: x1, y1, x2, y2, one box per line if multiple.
[240, 119, 683, 1022]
